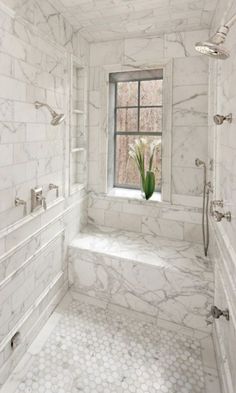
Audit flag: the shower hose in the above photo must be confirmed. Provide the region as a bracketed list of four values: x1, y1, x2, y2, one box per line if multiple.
[202, 170, 210, 257]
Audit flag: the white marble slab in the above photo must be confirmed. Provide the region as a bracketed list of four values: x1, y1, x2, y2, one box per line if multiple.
[69, 224, 214, 333]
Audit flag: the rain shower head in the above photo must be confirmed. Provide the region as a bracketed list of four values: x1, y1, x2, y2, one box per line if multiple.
[195, 158, 206, 168]
[195, 25, 230, 59]
[195, 41, 230, 60]
[34, 101, 65, 126]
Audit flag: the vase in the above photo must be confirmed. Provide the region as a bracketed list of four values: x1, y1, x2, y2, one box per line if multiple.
[140, 171, 155, 200]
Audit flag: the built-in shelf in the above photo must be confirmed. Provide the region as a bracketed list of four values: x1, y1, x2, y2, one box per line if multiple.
[73, 109, 84, 114]
[69, 55, 88, 194]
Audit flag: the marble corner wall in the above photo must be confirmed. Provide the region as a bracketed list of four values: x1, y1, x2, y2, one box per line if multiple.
[88, 29, 209, 198]
[207, 1, 236, 391]
[0, 1, 89, 386]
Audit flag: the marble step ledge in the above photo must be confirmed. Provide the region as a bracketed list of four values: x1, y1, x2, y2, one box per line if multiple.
[68, 224, 214, 333]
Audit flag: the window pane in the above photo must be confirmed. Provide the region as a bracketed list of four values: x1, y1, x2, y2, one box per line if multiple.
[116, 108, 138, 132]
[117, 81, 138, 106]
[140, 108, 162, 132]
[115, 135, 162, 190]
[140, 79, 163, 106]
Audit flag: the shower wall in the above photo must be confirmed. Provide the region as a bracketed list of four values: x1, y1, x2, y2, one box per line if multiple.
[208, 1, 236, 392]
[88, 30, 209, 242]
[0, 0, 89, 386]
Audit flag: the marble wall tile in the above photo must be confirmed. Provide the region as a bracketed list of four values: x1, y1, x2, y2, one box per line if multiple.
[173, 56, 209, 86]
[141, 216, 184, 240]
[172, 126, 208, 168]
[173, 85, 208, 126]
[208, 2, 236, 389]
[104, 210, 142, 233]
[172, 167, 204, 196]
[88, 193, 203, 243]
[123, 36, 164, 64]
[0, 0, 89, 385]
[90, 40, 124, 66]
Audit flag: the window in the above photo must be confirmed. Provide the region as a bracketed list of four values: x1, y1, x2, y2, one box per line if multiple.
[110, 70, 163, 192]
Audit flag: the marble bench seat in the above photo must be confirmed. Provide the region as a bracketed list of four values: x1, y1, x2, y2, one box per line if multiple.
[68, 224, 213, 333]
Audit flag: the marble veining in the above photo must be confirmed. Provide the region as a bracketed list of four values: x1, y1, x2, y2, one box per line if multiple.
[0, 294, 221, 393]
[69, 225, 213, 332]
[0, 0, 89, 386]
[50, 0, 218, 42]
[207, 0, 236, 391]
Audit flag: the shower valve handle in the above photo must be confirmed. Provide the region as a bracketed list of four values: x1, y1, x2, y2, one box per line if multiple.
[36, 194, 47, 210]
[212, 200, 224, 208]
[213, 210, 231, 222]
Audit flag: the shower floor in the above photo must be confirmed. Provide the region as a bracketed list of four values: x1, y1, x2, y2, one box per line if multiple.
[1, 292, 221, 393]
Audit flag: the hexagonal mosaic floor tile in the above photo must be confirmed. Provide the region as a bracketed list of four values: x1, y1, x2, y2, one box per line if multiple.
[14, 301, 206, 393]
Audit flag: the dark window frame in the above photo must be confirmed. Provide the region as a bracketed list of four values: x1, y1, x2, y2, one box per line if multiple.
[113, 76, 163, 191]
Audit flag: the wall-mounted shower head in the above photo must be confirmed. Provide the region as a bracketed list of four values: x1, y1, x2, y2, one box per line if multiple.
[195, 23, 234, 59]
[34, 101, 65, 126]
[195, 158, 206, 168]
[213, 113, 232, 125]
[195, 41, 230, 60]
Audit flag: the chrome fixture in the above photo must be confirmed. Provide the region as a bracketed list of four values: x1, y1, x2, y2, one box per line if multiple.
[195, 12, 236, 59]
[210, 199, 231, 222]
[213, 113, 232, 125]
[34, 101, 65, 126]
[49, 183, 59, 198]
[31, 187, 47, 212]
[210, 306, 229, 321]
[206, 305, 230, 325]
[195, 158, 212, 256]
[15, 197, 27, 215]
[213, 210, 231, 222]
[195, 158, 205, 167]
[10, 332, 21, 350]
[210, 200, 223, 216]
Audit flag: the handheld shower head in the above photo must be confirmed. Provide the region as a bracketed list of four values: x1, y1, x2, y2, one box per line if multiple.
[195, 158, 206, 168]
[34, 101, 65, 126]
[213, 113, 232, 125]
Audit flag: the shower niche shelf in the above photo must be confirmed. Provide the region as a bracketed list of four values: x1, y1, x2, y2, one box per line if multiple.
[69, 55, 88, 194]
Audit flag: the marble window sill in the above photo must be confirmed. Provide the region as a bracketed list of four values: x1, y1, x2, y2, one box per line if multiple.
[107, 187, 162, 202]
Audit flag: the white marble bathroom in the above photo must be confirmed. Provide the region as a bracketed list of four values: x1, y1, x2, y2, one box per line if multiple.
[0, 0, 235, 392]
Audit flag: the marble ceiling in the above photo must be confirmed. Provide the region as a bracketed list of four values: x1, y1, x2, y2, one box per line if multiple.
[53, 0, 218, 42]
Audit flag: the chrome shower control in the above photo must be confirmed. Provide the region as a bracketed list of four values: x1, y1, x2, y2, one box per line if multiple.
[15, 198, 27, 215]
[31, 187, 47, 212]
[212, 199, 224, 208]
[210, 306, 229, 321]
[49, 183, 59, 198]
[213, 210, 231, 222]
[213, 113, 232, 125]
[206, 305, 230, 325]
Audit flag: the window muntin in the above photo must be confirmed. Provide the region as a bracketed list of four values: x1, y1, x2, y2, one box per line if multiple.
[111, 71, 163, 191]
